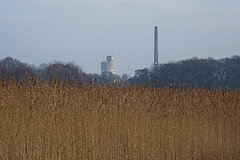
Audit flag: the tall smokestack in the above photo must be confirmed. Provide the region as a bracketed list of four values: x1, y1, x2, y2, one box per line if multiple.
[154, 26, 159, 67]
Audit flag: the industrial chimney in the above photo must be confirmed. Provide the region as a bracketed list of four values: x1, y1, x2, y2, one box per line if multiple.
[154, 26, 159, 67]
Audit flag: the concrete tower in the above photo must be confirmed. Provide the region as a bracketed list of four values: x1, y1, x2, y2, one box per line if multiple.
[154, 26, 159, 67]
[101, 56, 116, 75]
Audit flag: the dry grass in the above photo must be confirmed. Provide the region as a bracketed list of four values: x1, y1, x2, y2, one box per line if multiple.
[0, 81, 240, 160]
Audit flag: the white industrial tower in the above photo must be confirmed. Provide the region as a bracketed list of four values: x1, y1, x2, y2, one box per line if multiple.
[101, 56, 116, 75]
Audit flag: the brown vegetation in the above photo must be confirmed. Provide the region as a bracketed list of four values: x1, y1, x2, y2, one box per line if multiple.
[0, 80, 240, 160]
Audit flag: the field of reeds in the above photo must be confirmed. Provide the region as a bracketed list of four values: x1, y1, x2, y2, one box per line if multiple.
[0, 80, 240, 160]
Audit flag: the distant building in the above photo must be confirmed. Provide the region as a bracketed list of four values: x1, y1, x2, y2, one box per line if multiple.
[101, 56, 116, 75]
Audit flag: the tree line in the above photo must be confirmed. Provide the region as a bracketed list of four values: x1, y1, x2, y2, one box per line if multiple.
[0, 57, 123, 85]
[1, 56, 240, 89]
[130, 56, 240, 89]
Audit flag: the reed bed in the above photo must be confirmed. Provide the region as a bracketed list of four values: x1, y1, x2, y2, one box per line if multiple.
[0, 81, 240, 160]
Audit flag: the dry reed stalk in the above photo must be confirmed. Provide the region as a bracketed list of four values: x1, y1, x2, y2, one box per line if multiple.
[0, 81, 240, 160]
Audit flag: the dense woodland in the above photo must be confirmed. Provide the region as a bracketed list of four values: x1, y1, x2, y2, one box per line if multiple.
[130, 56, 240, 89]
[0, 57, 120, 85]
[0, 56, 240, 89]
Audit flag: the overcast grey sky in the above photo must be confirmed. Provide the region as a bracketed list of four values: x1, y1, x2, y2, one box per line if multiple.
[0, 0, 240, 75]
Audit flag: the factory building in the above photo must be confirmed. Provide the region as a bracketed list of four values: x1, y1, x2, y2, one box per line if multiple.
[101, 56, 116, 75]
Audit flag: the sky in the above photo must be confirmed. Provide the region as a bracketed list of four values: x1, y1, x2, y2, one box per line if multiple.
[0, 0, 240, 75]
